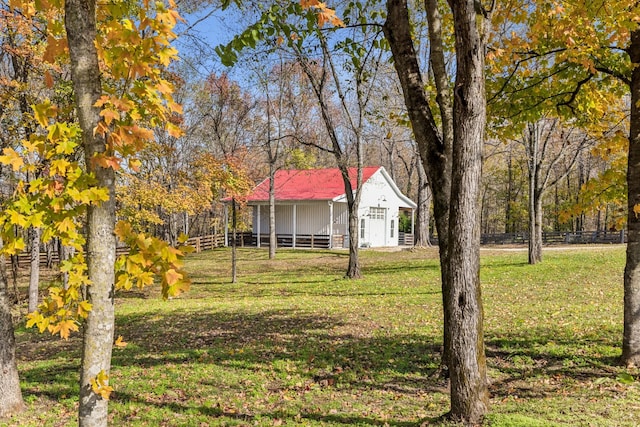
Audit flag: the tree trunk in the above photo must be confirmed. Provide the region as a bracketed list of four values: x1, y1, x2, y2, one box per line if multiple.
[231, 199, 238, 283]
[384, 0, 453, 370]
[623, 28, 640, 367]
[28, 226, 41, 313]
[0, 237, 25, 418]
[445, 0, 490, 422]
[414, 160, 432, 247]
[269, 163, 276, 260]
[385, 0, 489, 422]
[527, 124, 543, 264]
[65, 1, 117, 426]
[346, 197, 361, 278]
[528, 189, 543, 264]
[505, 147, 513, 233]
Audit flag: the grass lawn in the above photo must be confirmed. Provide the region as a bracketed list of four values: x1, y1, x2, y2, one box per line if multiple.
[3, 245, 639, 426]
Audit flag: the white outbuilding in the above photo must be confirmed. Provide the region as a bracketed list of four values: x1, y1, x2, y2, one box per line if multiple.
[241, 166, 416, 248]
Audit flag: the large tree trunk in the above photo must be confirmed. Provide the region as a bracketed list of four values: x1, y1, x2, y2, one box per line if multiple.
[623, 29, 640, 368]
[445, 0, 490, 422]
[28, 226, 41, 313]
[65, 1, 117, 426]
[0, 237, 25, 418]
[385, 0, 489, 422]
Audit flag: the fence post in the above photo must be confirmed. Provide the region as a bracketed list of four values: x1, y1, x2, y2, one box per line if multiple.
[621, 229, 626, 244]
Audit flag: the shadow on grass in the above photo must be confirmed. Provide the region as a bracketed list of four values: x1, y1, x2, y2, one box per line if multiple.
[111, 309, 440, 376]
[16, 304, 626, 426]
[485, 326, 624, 400]
[112, 389, 423, 427]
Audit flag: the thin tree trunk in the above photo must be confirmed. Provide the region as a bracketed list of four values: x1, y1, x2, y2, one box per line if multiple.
[528, 124, 542, 264]
[28, 226, 41, 313]
[0, 237, 25, 417]
[231, 199, 238, 283]
[623, 28, 640, 367]
[346, 197, 361, 278]
[269, 163, 277, 259]
[65, 1, 117, 426]
[505, 147, 513, 233]
[414, 160, 432, 247]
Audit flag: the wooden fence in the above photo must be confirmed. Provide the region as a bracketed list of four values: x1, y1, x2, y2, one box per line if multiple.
[15, 230, 627, 268]
[238, 233, 331, 249]
[429, 230, 627, 246]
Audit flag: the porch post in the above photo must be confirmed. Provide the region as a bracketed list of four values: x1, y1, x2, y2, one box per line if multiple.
[256, 205, 261, 248]
[328, 201, 334, 249]
[293, 204, 297, 249]
[224, 203, 229, 247]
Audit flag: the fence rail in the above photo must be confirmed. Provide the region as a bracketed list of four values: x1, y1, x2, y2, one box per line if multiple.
[15, 230, 627, 268]
[430, 230, 627, 246]
[235, 233, 331, 249]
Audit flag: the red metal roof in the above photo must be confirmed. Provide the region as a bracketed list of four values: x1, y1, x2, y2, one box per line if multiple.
[246, 167, 381, 202]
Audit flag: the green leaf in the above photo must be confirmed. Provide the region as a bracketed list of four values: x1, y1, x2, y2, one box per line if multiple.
[617, 372, 635, 384]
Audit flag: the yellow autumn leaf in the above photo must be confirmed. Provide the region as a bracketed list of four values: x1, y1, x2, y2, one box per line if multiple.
[51, 319, 79, 340]
[77, 300, 93, 318]
[164, 268, 182, 286]
[90, 370, 113, 400]
[0, 147, 24, 171]
[114, 335, 128, 348]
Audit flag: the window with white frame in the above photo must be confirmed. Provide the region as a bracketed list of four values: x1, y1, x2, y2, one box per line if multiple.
[369, 207, 385, 219]
[390, 220, 395, 238]
[360, 218, 366, 239]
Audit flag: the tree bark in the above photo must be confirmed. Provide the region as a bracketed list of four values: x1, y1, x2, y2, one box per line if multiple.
[414, 159, 432, 247]
[231, 199, 238, 283]
[623, 28, 640, 367]
[446, 0, 490, 421]
[527, 123, 543, 264]
[0, 237, 25, 418]
[28, 226, 41, 313]
[269, 166, 276, 259]
[65, 1, 117, 426]
[384, 0, 452, 367]
[385, 0, 489, 422]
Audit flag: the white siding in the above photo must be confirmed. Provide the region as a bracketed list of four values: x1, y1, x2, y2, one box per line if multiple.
[253, 202, 332, 235]
[332, 203, 348, 235]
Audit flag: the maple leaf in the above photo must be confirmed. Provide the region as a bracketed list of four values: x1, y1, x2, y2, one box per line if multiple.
[91, 370, 114, 400]
[100, 107, 120, 125]
[57, 217, 76, 233]
[51, 319, 79, 340]
[0, 148, 24, 171]
[114, 335, 128, 348]
[77, 300, 93, 318]
[93, 155, 122, 171]
[164, 268, 182, 286]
